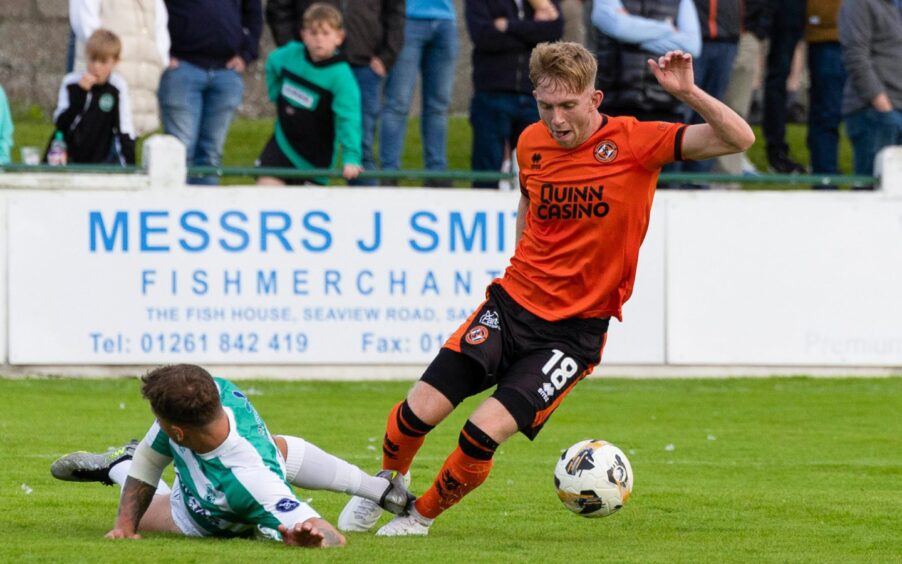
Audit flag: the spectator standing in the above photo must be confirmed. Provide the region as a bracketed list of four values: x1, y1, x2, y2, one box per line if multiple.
[0, 85, 12, 166]
[840, 0, 902, 178]
[49, 29, 136, 165]
[591, 0, 702, 123]
[69, 0, 170, 136]
[380, 0, 458, 186]
[716, 0, 770, 176]
[256, 3, 362, 186]
[682, 0, 741, 177]
[159, 0, 262, 185]
[762, 0, 806, 173]
[465, 0, 564, 189]
[806, 0, 846, 183]
[265, 0, 405, 186]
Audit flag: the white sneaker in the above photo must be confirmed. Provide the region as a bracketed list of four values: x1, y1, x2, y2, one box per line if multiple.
[375, 506, 433, 537]
[338, 470, 411, 532]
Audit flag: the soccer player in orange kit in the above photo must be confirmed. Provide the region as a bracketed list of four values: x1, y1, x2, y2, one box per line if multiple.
[339, 41, 755, 536]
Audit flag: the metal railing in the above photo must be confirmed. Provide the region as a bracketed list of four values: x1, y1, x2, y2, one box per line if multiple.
[0, 163, 877, 187]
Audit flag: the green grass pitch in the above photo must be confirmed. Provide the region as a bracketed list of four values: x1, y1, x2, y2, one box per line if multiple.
[1, 376, 900, 562]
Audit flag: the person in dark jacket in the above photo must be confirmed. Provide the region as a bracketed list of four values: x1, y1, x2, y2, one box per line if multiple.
[50, 29, 136, 165]
[265, 0, 405, 185]
[158, 0, 262, 185]
[465, 0, 563, 189]
[590, 0, 701, 123]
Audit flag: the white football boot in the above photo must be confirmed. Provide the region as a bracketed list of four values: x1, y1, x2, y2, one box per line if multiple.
[338, 470, 412, 532]
[375, 505, 433, 537]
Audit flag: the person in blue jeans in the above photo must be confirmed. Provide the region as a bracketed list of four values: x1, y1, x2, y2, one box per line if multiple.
[682, 0, 740, 180]
[465, 0, 563, 189]
[159, 0, 262, 185]
[840, 0, 902, 182]
[806, 1, 846, 186]
[379, 0, 458, 187]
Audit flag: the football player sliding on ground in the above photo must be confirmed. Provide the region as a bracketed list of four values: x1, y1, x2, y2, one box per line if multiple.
[338, 42, 754, 536]
[50, 364, 413, 548]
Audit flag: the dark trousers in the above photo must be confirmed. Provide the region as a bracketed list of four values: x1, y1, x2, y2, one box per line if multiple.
[807, 42, 846, 175]
[763, 0, 806, 151]
[469, 91, 539, 189]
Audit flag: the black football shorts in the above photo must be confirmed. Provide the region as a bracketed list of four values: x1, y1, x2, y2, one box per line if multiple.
[421, 283, 609, 439]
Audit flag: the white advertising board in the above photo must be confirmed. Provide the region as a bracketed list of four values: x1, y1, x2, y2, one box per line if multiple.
[0, 197, 7, 363]
[667, 193, 902, 366]
[7, 188, 665, 365]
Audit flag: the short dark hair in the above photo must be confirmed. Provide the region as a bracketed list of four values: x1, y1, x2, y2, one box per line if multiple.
[141, 364, 221, 427]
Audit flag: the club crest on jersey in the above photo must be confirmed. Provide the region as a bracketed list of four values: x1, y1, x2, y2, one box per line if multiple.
[465, 325, 489, 345]
[594, 140, 618, 163]
[478, 310, 500, 330]
[276, 498, 300, 512]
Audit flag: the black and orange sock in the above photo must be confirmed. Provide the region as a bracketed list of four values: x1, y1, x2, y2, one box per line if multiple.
[415, 420, 499, 519]
[382, 400, 434, 474]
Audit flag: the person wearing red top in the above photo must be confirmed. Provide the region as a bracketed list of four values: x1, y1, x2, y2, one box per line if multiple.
[340, 42, 755, 537]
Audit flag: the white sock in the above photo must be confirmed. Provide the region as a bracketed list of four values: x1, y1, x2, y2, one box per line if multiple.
[280, 435, 388, 502]
[109, 460, 171, 495]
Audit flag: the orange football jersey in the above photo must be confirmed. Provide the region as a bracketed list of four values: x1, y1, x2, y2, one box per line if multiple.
[499, 115, 686, 321]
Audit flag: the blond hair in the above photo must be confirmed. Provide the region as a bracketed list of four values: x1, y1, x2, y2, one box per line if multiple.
[85, 29, 122, 61]
[303, 2, 343, 31]
[529, 42, 597, 93]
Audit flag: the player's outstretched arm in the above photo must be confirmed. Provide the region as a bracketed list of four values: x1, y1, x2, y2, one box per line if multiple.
[279, 518, 346, 548]
[647, 50, 755, 161]
[105, 477, 157, 539]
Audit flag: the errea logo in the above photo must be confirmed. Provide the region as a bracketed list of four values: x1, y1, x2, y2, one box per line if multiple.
[530, 152, 542, 169]
[594, 140, 618, 163]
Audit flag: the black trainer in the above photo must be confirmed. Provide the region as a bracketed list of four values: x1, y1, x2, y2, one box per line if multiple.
[767, 147, 806, 174]
[50, 440, 138, 486]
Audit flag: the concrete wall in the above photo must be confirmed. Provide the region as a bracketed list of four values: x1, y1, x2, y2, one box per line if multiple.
[0, 0, 590, 119]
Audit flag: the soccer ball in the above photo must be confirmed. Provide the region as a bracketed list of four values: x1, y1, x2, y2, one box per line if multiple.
[553, 439, 633, 518]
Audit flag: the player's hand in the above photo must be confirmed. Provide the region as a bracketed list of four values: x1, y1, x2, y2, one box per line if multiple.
[647, 50, 695, 99]
[168, 56, 179, 69]
[105, 528, 141, 540]
[226, 55, 246, 73]
[342, 164, 362, 180]
[78, 72, 98, 91]
[370, 57, 387, 77]
[279, 518, 345, 548]
[494, 17, 509, 32]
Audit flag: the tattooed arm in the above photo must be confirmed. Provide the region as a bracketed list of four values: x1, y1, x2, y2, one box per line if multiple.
[104, 477, 157, 539]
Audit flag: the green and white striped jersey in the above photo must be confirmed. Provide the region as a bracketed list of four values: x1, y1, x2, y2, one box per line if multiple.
[142, 378, 318, 537]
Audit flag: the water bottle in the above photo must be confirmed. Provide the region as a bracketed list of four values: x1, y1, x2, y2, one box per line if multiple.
[47, 131, 68, 166]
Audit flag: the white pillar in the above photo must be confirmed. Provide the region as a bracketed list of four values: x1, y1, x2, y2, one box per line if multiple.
[875, 146, 902, 197]
[143, 134, 186, 189]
